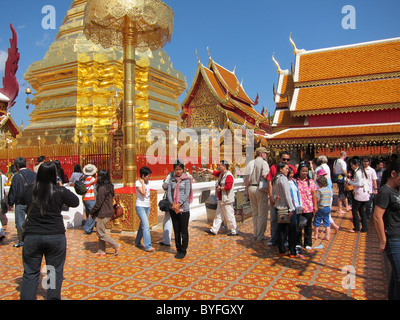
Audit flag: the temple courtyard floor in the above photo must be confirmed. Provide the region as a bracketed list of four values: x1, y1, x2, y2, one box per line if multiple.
[0, 204, 389, 301]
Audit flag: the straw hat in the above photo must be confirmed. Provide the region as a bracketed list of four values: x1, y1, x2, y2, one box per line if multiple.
[83, 164, 98, 176]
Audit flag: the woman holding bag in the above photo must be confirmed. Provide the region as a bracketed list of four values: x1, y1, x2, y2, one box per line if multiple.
[89, 170, 120, 256]
[345, 158, 370, 233]
[167, 161, 193, 259]
[294, 162, 318, 250]
[272, 163, 296, 257]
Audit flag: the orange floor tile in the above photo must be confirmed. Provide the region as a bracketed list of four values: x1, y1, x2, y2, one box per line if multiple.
[0, 206, 389, 301]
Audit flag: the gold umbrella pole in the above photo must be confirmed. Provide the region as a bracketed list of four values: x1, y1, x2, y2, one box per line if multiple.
[123, 17, 136, 187]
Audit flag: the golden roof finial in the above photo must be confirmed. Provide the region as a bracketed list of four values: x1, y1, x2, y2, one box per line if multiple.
[289, 32, 297, 54]
[272, 52, 282, 73]
[207, 46, 212, 60]
[289, 33, 305, 55]
[195, 49, 200, 63]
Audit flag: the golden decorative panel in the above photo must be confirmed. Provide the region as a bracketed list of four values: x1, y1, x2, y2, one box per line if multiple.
[107, 189, 158, 232]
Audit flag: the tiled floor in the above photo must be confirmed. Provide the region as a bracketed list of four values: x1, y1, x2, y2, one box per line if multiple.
[0, 205, 389, 300]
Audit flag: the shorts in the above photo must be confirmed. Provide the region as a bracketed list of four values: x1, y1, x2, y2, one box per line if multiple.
[338, 182, 346, 200]
[313, 206, 331, 228]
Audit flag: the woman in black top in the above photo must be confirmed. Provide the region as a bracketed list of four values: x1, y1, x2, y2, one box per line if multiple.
[20, 161, 79, 300]
[374, 159, 400, 300]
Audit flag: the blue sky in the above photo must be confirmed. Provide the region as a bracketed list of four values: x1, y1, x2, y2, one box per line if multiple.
[1, 0, 399, 129]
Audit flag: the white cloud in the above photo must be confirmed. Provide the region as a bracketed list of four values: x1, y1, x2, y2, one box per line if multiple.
[0, 50, 7, 73]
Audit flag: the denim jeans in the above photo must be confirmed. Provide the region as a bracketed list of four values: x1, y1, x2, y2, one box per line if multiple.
[83, 200, 96, 234]
[15, 204, 27, 242]
[20, 234, 66, 300]
[365, 193, 375, 220]
[135, 206, 152, 250]
[385, 238, 400, 300]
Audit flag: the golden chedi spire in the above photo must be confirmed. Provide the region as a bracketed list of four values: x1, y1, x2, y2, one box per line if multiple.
[22, 0, 186, 149]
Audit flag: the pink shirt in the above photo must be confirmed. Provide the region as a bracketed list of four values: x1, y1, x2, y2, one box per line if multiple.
[295, 178, 317, 213]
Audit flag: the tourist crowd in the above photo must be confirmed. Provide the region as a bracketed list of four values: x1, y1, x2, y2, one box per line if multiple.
[0, 149, 399, 300]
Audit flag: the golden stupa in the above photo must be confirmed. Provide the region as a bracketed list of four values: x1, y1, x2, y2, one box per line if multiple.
[20, 0, 186, 147]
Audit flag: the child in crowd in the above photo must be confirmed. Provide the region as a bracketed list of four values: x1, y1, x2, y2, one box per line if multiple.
[313, 176, 332, 240]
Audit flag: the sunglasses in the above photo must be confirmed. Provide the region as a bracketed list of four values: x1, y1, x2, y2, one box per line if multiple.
[281, 158, 290, 162]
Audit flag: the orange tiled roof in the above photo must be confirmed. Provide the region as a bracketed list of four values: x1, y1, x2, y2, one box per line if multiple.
[210, 60, 255, 104]
[201, 66, 227, 102]
[275, 74, 294, 108]
[273, 109, 306, 127]
[298, 38, 400, 83]
[268, 123, 400, 141]
[293, 77, 400, 115]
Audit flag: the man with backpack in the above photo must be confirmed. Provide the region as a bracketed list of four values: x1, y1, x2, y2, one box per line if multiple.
[81, 164, 98, 234]
[8, 157, 36, 247]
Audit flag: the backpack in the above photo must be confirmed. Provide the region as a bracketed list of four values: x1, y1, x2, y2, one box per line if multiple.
[18, 172, 35, 205]
[74, 175, 88, 195]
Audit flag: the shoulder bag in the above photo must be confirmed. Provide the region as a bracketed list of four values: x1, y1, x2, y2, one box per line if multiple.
[158, 192, 171, 212]
[276, 207, 290, 224]
[111, 196, 124, 221]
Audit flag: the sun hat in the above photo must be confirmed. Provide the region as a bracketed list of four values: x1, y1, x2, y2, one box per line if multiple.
[83, 164, 98, 176]
[317, 169, 327, 176]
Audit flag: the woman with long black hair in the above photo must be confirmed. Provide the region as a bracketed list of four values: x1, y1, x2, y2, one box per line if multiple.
[272, 163, 297, 257]
[89, 170, 120, 256]
[346, 158, 371, 233]
[20, 161, 79, 300]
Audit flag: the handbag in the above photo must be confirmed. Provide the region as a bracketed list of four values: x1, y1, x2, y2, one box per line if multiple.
[111, 196, 124, 221]
[298, 215, 308, 228]
[332, 173, 345, 183]
[158, 193, 171, 212]
[276, 207, 290, 224]
[258, 176, 269, 193]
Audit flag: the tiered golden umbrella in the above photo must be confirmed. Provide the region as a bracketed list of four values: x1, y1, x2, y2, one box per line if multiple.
[83, 0, 174, 186]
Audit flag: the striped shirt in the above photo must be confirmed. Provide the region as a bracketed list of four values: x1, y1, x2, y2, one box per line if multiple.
[317, 187, 332, 209]
[82, 176, 97, 201]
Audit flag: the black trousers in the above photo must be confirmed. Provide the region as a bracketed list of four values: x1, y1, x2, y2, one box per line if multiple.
[297, 212, 314, 248]
[169, 209, 190, 254]
[278, 213, 297, 255]
[352, 199, 368, 232]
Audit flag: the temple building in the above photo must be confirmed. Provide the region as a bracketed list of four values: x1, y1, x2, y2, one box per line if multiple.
[20, 0, 186, 150]
[180, 54, 270, 167]
[267, 36, 400, 159]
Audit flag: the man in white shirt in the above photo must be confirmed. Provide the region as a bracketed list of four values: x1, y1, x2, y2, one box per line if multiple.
[362, 157, 378, 220]
[334, 151, 350, 214]
[244, 147, 270, 241]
